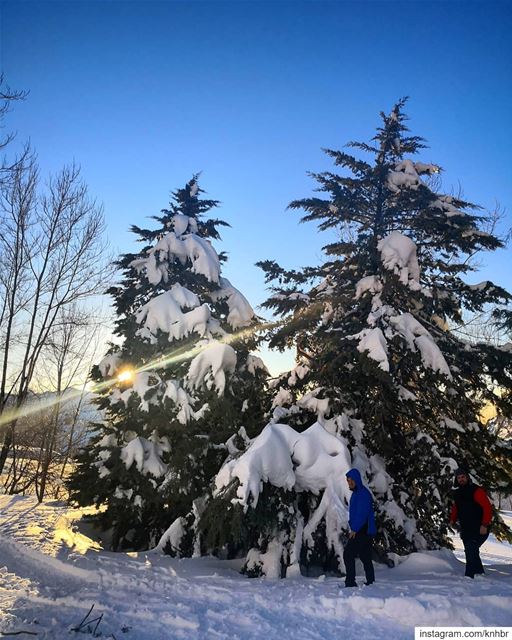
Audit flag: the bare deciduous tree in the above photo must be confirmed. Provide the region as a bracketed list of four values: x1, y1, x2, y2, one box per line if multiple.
[32, 304, 107, 501]
[0, 74, 29, 188]
[0, 79, 113, 481]
[0, 161, 111, 476]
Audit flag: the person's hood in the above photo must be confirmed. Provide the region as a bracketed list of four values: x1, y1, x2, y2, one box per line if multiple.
[346, 468, 363, 488]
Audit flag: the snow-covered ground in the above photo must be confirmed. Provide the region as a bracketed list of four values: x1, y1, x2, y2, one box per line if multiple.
[1, 496, 511, 639]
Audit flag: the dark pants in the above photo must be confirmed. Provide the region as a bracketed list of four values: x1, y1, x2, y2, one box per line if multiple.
[343, 533, 375, 586]
[461, 532, 488, 578]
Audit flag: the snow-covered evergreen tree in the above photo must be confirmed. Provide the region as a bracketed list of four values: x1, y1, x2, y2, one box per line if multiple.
[208, 100, 512, 577]
[68, 177, 269, 551]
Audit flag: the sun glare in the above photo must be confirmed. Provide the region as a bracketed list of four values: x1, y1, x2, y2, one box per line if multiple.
[117, 368, 135, 383]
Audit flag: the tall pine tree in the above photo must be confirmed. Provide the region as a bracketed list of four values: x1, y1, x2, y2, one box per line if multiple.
[68, 177, 269, 551]
[208, 100, 512, 577]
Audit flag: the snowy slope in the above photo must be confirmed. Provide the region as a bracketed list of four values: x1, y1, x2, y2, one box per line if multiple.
[1, 496, 511, 639]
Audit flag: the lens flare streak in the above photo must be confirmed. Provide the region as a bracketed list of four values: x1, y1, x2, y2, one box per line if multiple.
[0, 320, 281, 429]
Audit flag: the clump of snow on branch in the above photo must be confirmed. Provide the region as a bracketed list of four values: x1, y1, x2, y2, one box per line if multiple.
[271, 291, 310, 302]
[210, 277, 255, 329]
[216, 421, 352, 512]
[287, 363, 309, 387]
[163, 380, 206, 425]
[167, 283, 200, 309]
[135, 289, 212, 343]
[98, 352, 122, 378]
[215, 421, 360, 576]
[246, 355, 269, 376]
[297, 388, 330, 417]
[387, 159, 438, 194]
[348, 232, 453, 378]
[271, 387, 294, 408]
[244, 539, 289, 579]
[187, 341, 237, 396]
[169, 213, 198, 235]
[356, 327, 389, 372]
[353, 313, 452, 378]
[441, 416, 465, 433]
[155, 500, 204, 558]
[111, 372, 161, 411]
[431, 195, 466, 219]
[154, 517, 186, 554]
[378, 231, 421, 290]
[389, 313, 452, 379]
[130, 224, 221, 284]
[355, 275, 383, 300]
[120, 436, 168, 478]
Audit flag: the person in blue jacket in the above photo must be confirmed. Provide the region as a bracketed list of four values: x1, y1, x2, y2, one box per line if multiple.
[343, 468, 376, 587]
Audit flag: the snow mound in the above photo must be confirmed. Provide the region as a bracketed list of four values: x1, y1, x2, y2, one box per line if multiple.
[392, 549, 461, 576]
[1, 496, 512, 639]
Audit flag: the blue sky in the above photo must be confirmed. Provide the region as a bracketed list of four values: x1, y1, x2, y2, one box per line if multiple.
[1, 0, 511, 371]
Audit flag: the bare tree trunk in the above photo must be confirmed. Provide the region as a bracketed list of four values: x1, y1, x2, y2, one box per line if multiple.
[36, 361, 63, 502]
[36, 396, 61, 502]
[60, 388, 85, 483]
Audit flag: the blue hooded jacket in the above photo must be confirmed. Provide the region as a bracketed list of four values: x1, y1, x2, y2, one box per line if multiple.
[346, 468, 377, 535]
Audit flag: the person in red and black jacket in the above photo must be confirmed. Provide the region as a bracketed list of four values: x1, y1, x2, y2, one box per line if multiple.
[450, 467, 493, 578]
